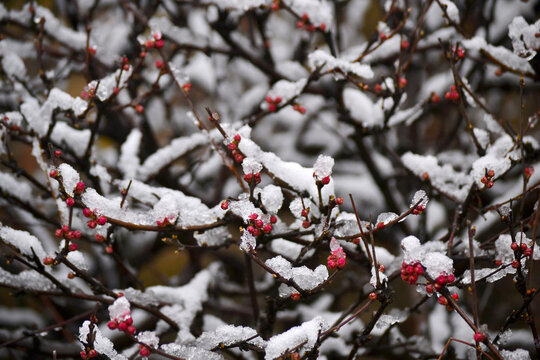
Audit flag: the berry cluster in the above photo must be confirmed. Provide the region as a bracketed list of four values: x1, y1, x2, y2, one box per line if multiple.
[480, 169, 495, 188]
[55, 224, 81, 242]
[139, 345, 151, 357]
[144, 33, 164, 49]
[107, 315, 136, 335]
[301, 208, 310, 229]
[156, 216, 175, 227]
[296, 13, 326, 32]
[245, 213, 275, 236]
[400, 261, 423, 285]
[243, 172, 261, 185]
[83, 208, 107, 228]
[227, 134, 243, 163]
[444, 85, 460, 101]
[80, 349, 98, 359]
[265, 96, 282, 112]
[412, 204, 426, 215]
[292, 104, 306, 114]
[327, 247, 346, 269]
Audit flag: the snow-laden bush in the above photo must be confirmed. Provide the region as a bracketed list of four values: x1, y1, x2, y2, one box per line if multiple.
[0, 0, 539, 359]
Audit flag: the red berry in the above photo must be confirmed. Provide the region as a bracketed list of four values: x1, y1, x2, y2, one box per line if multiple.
[426, 284, 434, 294]
[270, 215, 277, 224]
[139, 347, 150, 357]
[234, 154, 244, 163]
[408, 275, 418, 285]
[234, 134, 241, 142]
[335, 197, 344, 205]
[139, 51, 146, 58]
[401, 40, 410, 49]
[446, 274, 455, 283]
[525, 167, 535, 177]
[244, 173, 253, 183]
[524, 248, 533, 257]
[521, 243, 527, 251]
[301, 209, 308, 217]
[97, 216, 107, 225]
[302, 220, 310, 228]
[291, 293, 301, 301]
[68, 243, 78, 252]
[221, 201, 229, 210]
[474, 332, 485, 342]
[66, 197, 75, 207]
[512, 260, 520, 268]
[456, 48, 465, 58]
[486, 180, 494, 188]
[301, 13, 309, 21]
[436, 275, 447, 285]
[263, 224, 272, 233]
[399, 77, 407, 88]
[369, 292, 377, 301]
[495, 260, 502, 266]
[81, 351, 88, 360]
[374, 84, 382, 92]
[95, 234, 105, 242]
[54, 150, 62, 157]
[153, 33, 161, 41]
[379, 264, 386, 273]
[49, 170, 58, 178]
[55, 229, 63, 238]
[106, 245, 113, 254]
[155, 39, 164, 48]
[155, 60, 163, 69]
[125, 317, 133, 326]
[319, 23, 326, 31]
[43, 257, 54, 265]
[88, 349, 97, 358]
[487, 170, 495, 178]
[249, 213, 258, 220]
[227, 142, 237, 150]
[270, 3, 279, 10]
[83, 208, 92, 217]
[135, 104, 144, 113]
[377, 222, 384, 229]
[87, 220, 97, 229]
[438, 296, 448, 305]
[451, 293, 459, 301]
[123, 64, 130, 71]
[107, 321, 117, 330]
[67, 272, 75, 279]
[75, 182, 85, 194]
[255, 219, 264, 228]
[274, 96, 282, 104]
[268, 103, 277, 112]
[380, 32, 387, 40]
[62, 225, 70, 233]
[182, 83, 192, 92]
[450, 91, 459, 101]
[430, 92, 440, 103]
[444, 91, 451, 100]
[118, 322, 127, 331]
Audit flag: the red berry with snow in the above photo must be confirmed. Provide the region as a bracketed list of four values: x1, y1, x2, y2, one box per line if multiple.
[75, 182, 85, 194]
[107, 320, 118, 330]
[97, 216, 107, 225]
[302, 220, 310, 228]
[221, 201, 229, 210]
[68, 243, 78, 251]
[270, 215, 277, 224]
[87, 220, 97, 229]
[83, 208, 92, 217]
[66, 197, 75, 207]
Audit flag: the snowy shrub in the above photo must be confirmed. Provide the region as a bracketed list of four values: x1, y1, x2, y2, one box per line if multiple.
[0, 1, 539, 359]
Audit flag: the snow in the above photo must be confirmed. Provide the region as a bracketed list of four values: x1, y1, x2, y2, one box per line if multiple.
[136, 331, 159, 348]
[376, 212, 398, 225]
[308, 50, 374, 79]
[500, 348, 531, 360]
[283, 0, 334, 29]
[0, 173, 33, 203]
[313, 155, 334, 178]
[0, 224, 47, 261]
[265, 316, 328, 360]
[51, 122, 91, 158]
[195, 325, 265, 350]
[439, 0, 460, 23]
[138, 133, 208, 181]
[262, 78, 307, 111]
[79, 321, 127, 360]
[88, 67, 133, 102]
[508, 17, 540, 60]
[66, 251, 88, 271]
[58, 163, 81, 197]
[119, 129, 142, 179]
[410, 190, 429, 209]
[343, 88, 384, 128]
[108, 296, 131, 322]
[160, 344, 223, 360]
[242, 157, 263, 174]
[400, 236, 453, 278]
[260, 185, 284, 213]
[462, 37, 534, 75]
[0, 268, 55, 291]
[240, 230, 256, 252]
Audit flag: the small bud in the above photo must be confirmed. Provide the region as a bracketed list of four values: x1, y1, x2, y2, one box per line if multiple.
[66, 197, 75, 207]
[302, 220, 310, 228]
[369, 292, 377, 301]
[221, 201, 229, 210]
[68, 243, 78, 252]
[473, 332, 485, 342]
[97, 216, 107, 226]
[335, 197, 344, 205]
[291, 293, 301, 301]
